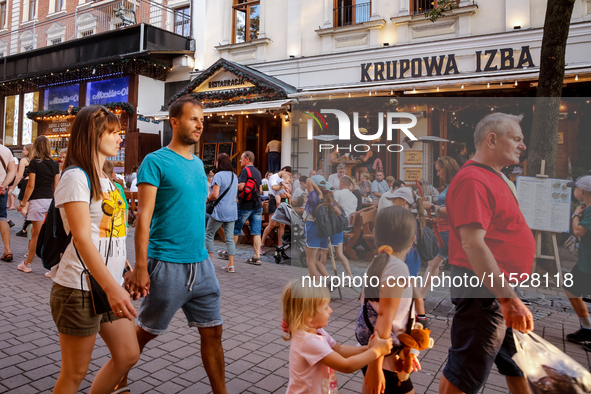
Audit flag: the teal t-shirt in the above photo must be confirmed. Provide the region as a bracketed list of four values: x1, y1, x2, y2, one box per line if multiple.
[576, 206, 591, 273]
[137, 147, 209, 263]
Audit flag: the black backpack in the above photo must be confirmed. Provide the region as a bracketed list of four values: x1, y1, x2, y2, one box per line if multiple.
[315, 200, 349, 238]
[239, 166, 258, 202]
[36, 167, 91, 270]
[415, 220, 439, 263]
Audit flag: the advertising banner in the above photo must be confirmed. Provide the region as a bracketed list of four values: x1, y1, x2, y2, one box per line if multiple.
[86, 77, 129, 105]
[44, 84, 79, 111]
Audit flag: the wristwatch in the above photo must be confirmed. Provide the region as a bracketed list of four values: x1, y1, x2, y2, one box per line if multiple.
[430, 204, 437, 212]
[572, 213, 582, 220]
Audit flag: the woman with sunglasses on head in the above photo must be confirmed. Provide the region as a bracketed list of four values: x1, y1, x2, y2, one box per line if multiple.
[17, 136, 59, 275]
[50, 105, 139, 394]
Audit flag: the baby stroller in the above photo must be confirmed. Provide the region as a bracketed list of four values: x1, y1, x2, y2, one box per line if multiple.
[271, 202, 307, 267]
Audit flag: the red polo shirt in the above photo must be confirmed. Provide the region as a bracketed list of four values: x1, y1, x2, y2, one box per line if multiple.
[447, 160, 535, 278]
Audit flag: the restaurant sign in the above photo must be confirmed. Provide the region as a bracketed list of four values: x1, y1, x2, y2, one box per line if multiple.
[360, 46, 535, 82]
[194, 70, 255, 93]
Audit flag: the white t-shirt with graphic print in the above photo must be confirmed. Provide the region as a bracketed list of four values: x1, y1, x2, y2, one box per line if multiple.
[51, 168, 127, 291]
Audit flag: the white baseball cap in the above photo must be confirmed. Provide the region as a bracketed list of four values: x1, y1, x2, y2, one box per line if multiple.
[384, 187, 414, 205]
[567, 175, 591, 192]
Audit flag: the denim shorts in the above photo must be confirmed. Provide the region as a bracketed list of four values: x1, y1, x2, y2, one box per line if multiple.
[234, 208, 263, 236]
[306, 221, 327, 249]
[138, 257, 223, 335]
[442, 266, 523, 394]
[305, 222, 343, 249]
[437, 231, 449, 259]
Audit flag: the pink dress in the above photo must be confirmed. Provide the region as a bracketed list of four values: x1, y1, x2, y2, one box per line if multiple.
[286, 329, 338, 394]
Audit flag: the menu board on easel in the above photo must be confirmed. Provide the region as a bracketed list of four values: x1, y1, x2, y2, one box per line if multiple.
[203, 143, 217, 167]
[516, 176, 572, 233]
[217, 142, 233, 158]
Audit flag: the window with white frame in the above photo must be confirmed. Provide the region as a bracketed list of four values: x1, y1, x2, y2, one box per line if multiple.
[174, 6, 190, 37]
[233, 0, 259, 43]
[77, 13, 97, 37]
[46, 22, 66, 45]
[20, 30, 34, 52]
[0, 1, 7, 30]
[29, 0, 36, 20]
[55, 0, 64, 12]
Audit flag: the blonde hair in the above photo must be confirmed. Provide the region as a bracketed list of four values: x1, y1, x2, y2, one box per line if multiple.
[281, 279, 330, 341]
[360, 172, 370, 181]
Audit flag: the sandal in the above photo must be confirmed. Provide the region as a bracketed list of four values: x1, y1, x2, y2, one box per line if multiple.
[245, 257, 261, 266]
[1, 253, 13, 262]
[217, 250, 229, 260]
[220, 266, 236, 273]
[113, 387, 131, 394]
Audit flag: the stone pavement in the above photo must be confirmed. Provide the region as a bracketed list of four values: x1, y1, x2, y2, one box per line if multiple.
[0, 209, 589, 393]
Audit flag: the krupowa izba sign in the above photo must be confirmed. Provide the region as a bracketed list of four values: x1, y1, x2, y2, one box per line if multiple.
[360, 46, 535, 82]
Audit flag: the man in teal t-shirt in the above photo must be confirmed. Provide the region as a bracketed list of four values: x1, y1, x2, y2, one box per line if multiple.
[564, 175, 591, 352]
[120, 97, 226, 394]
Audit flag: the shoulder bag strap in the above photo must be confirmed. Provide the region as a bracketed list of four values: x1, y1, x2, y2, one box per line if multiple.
[405, 297, 415, 334]
[0, 153, 7, 173]
[463, 162, 518, 203]
[212, 173, 235, 208]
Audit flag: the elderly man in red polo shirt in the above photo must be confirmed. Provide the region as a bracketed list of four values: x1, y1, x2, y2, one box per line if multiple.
[440, 113, 535, 394]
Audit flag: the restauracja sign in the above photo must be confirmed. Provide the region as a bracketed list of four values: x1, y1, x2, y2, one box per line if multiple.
[360, 46, 535, 82]
[306, 109, 418, 153]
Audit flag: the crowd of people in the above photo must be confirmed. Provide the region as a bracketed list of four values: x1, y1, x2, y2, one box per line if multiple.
[0, 99, 588, 394]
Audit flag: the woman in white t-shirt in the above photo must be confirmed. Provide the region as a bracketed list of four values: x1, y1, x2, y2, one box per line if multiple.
[50, 105, 139, 394]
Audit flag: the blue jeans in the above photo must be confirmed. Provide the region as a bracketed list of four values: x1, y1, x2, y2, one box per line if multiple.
[234, 208, 263, 236]
[437, 231, 449, 260]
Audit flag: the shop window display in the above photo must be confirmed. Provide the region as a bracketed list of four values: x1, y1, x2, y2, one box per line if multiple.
[4, 95, 18, 145]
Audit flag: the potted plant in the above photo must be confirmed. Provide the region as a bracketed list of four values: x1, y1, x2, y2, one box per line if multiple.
[262, 184, 269, 196]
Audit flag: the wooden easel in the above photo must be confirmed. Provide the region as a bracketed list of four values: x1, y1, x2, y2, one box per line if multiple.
[530, 160, 563, 282]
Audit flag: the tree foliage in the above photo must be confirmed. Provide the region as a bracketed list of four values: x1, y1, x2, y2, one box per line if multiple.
[423, 0, 459, 22]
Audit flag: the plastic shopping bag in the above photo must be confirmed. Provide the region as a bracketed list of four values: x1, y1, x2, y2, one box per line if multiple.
[512, 331, 591, 393]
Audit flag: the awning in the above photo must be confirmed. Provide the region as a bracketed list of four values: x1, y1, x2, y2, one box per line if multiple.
[140, 111, 169, 120]
[202, 99, 292, 115]
[142, 99, 292, 120]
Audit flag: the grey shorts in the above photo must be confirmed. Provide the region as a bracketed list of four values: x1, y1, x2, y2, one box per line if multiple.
[138, 257, 223, 335]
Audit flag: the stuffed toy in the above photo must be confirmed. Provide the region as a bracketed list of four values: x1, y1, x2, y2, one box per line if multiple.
[394, 324, 434, 382]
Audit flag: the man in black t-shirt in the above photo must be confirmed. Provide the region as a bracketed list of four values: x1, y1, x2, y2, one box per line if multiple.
[233, 151, 263, 265]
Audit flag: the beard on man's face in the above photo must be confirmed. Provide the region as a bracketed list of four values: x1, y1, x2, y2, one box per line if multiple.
[177, 126, 201, 146]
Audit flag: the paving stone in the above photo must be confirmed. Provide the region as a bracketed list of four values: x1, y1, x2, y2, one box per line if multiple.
[0, 211, 588, 393]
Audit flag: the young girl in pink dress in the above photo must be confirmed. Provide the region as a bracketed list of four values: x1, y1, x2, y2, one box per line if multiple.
[282, 279, 393, 394]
